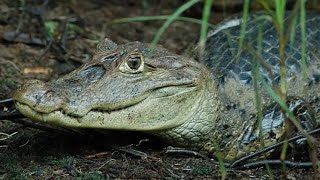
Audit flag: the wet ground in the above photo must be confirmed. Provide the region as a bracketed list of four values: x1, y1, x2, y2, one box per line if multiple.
[0, 0, 320, 179]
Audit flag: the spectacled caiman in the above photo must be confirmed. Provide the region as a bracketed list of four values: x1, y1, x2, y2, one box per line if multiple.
[12, 12, 320, 161]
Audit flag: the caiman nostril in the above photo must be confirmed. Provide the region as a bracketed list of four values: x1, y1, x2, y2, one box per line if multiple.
[43, 90, 56, 100]
[35, 94, 42, 105]
[12, 79, 66, 113]
[34, 89, 56, 105]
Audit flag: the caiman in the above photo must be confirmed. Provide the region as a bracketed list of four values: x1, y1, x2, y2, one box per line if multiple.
[12, 12, 320, 161]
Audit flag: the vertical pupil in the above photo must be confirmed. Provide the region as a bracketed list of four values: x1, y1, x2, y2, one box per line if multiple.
[128, 57, 141, 69]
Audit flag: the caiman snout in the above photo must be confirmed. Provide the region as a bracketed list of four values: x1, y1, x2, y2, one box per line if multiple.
[12, 79, 67, 113]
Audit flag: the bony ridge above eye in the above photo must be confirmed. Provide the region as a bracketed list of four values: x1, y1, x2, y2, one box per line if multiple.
[102, 53, 118, 62]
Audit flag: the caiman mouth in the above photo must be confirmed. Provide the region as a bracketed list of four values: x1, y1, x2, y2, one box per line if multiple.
[15, 100, 142, 127]
[15, 84, 198, 131]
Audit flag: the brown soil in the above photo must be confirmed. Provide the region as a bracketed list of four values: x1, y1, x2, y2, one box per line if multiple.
[0, 0, 319, 179]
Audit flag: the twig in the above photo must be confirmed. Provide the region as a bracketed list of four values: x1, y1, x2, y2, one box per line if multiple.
[236, 159, 317, 169]
[230, 128, 320, 168]
[0, 132, 18, 141]
[0, 111, 25, 120]
[165, 146, 218, 164]
[116, 147, 148, 159]
[7, 118, 84, 136]
[0, 98, 14, 103]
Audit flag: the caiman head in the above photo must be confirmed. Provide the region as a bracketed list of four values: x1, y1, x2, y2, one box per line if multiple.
[12, 39, 219, 133]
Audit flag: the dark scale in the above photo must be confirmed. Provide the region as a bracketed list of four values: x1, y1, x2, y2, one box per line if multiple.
[204, 12, 320, 86]
[204, 12, 320, 151]
[242, 96, 316, 145]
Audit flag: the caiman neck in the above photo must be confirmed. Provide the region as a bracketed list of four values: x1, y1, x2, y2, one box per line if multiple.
[152, 68, 223, 151]
[152, 68, 255, 160]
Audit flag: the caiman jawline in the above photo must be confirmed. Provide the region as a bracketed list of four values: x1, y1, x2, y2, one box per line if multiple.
[15, 99, 141, 121]
[15, 101, 144, 129]
[15, 85, 197, 130]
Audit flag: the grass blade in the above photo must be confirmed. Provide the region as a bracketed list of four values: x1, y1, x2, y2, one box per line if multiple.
[112, 15, 215, 29]
[198, 0, 213, 60]
[236, 0, 250, 59]
[299, 0, 308, 78]
[149, 0, 200, 51]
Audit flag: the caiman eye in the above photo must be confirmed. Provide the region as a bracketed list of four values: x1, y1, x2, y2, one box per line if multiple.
[127, 56, 141, 70]
[119, 53, 144, 73]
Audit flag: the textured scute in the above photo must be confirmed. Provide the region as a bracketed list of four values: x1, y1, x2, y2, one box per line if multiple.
[201, 12, 320, 160]
[205, 12, 320, 85]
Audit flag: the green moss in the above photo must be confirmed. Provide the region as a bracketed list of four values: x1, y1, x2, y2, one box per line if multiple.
[192, 165, 213, 175]
[48, 156, 77, 169]
[76, 171, 104, 180]
[0, 154, 30, 179]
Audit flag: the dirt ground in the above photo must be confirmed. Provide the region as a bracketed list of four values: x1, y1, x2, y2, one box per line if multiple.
[0, 0, 320, 179]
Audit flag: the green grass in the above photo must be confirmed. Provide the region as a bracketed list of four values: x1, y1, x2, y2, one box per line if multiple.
[256, 0, 319, 176]
[299, 0, 308, 78]
[76, 171, 104, 180]
[236, 0, 250, 59]
[5, 0, 319, 179]
[192, 165, 213, 175]
[0, 154, 105, 179]
[0, 154, 30, 179]
[63, 1, 318, 176]
[112, 0, 216, 54]
[113, 15, 215, 29]
[148, 0, 200, 51]
[48, 156, 77, 169]
[198, 0, 213, 59]
[113, 0, 318, 178]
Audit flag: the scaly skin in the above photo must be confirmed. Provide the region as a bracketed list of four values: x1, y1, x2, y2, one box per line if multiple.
[13, 41, 224, 153]
[12, 13, 320, 161]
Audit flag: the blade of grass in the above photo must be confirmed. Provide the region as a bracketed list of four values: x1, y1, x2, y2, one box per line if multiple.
[236, 0, 250, 59]
[198, 0, 213, 61]
[251, 16, 274, 176]
[280, 140, 289, 161]
[261, 80, 317, 145]
[274, 0, 287, 100]
[252, 17, 264, 147]
[273, 6, 289, 175]
[112, 15, 215, 29]
[214, 142, 226, 180]
[149, 0, 200, 51]
[259, 0, 275, 16]
[275, 0, 286, 35]
[201, 7, 226, 165]
[299, 0, 308, 78]
[287, 1, 301, 51]
[265, 163, 275, 180]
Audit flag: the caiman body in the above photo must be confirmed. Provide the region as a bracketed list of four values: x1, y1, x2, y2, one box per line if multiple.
[13, 12, 320, 161]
